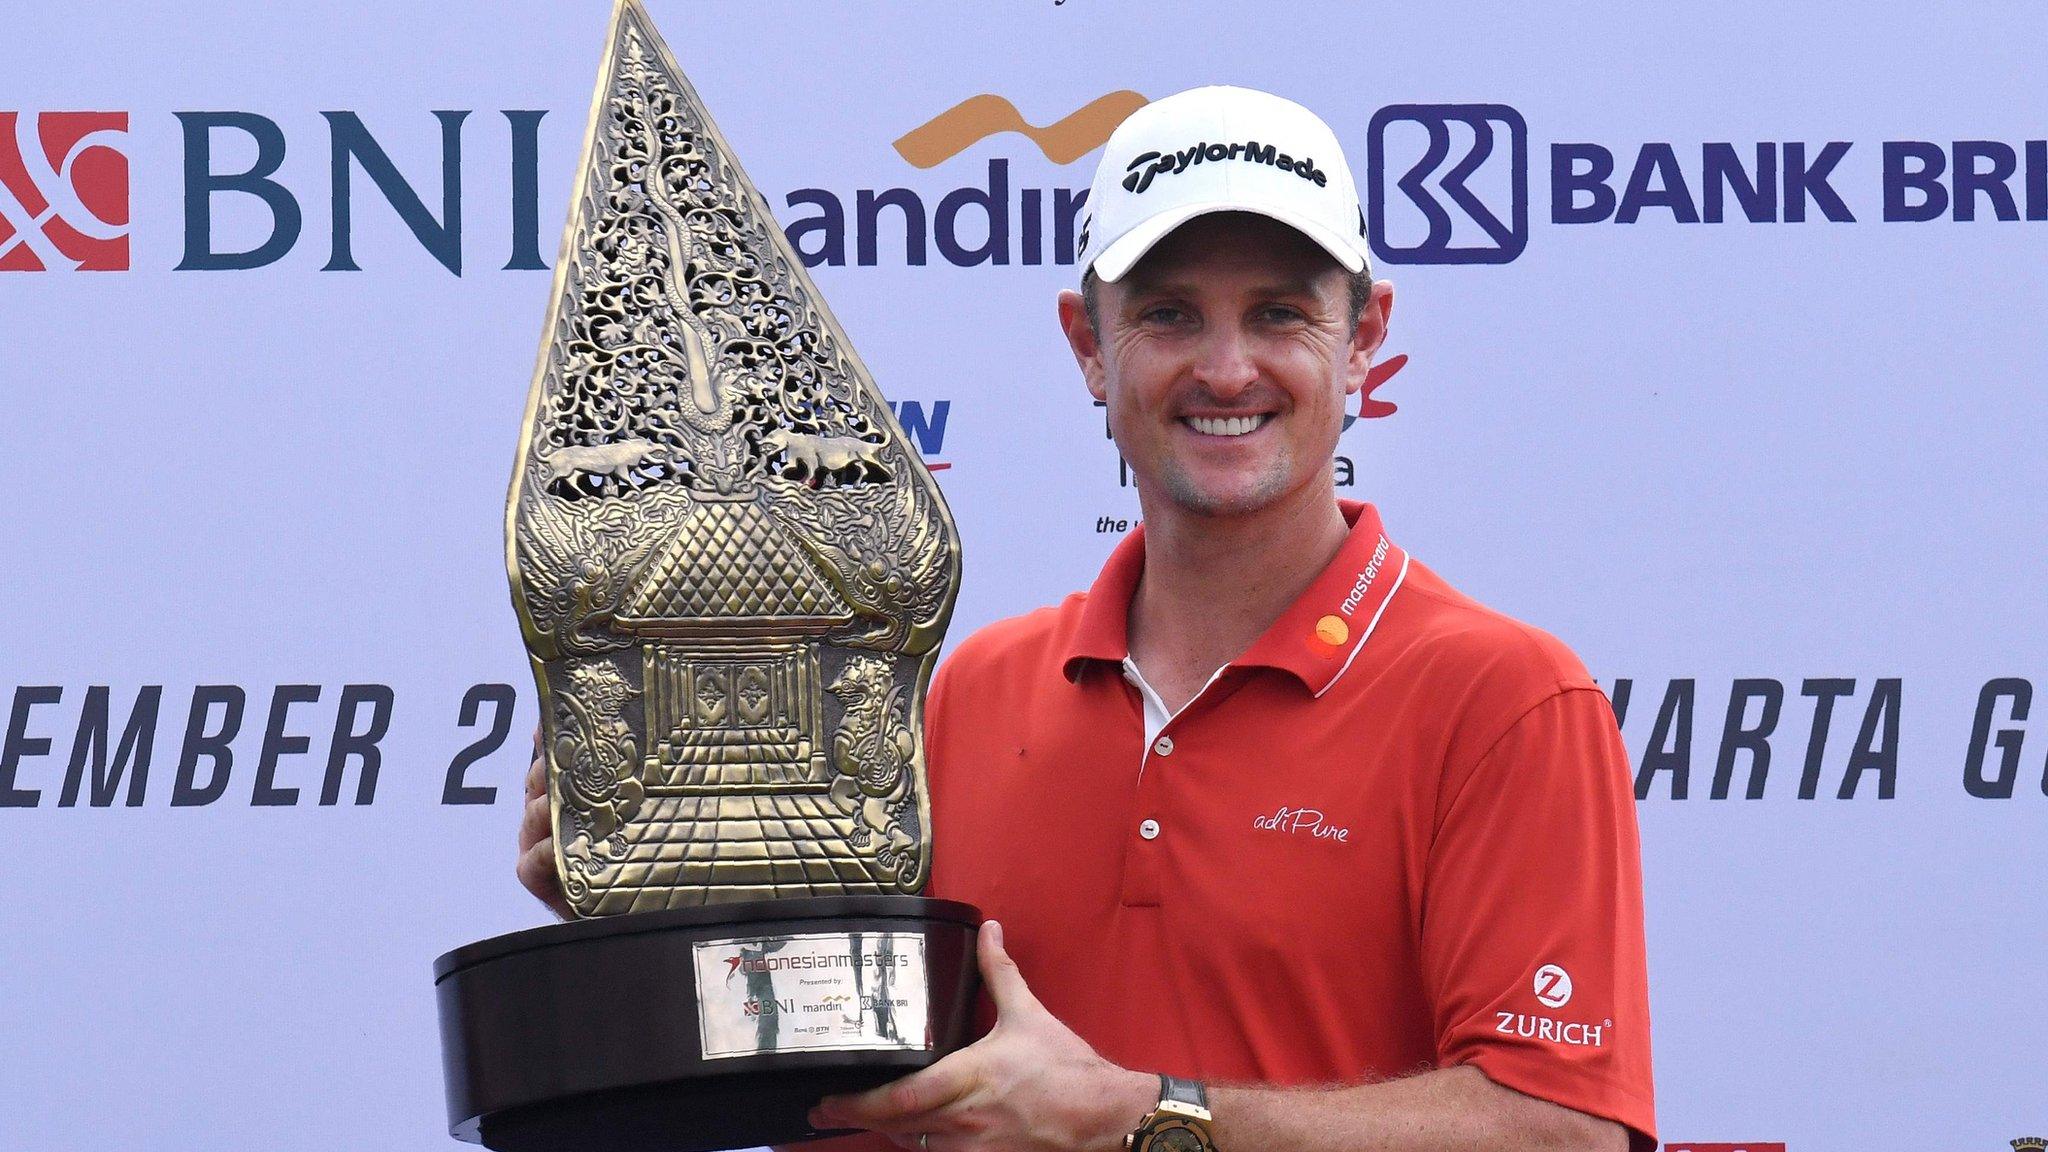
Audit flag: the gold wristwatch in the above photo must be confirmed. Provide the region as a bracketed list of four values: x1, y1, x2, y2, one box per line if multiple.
[1124, 1074, 1217, 1152]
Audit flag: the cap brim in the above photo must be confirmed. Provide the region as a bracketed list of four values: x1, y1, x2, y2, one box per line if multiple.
[1089, 200, 1369, 283]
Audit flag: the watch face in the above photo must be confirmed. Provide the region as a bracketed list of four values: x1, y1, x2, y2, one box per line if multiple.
[1148, 1123, 1210, 1152]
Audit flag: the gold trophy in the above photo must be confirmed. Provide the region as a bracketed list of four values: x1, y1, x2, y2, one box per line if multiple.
[434, 3, 977, 1148]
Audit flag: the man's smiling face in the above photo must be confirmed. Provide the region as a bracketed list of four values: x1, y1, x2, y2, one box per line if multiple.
[1070, 211, 1384, 521]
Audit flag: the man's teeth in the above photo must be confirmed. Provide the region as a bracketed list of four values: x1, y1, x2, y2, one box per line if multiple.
[1185, 414, 1268, 437]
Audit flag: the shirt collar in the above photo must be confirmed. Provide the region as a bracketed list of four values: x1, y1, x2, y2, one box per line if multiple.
[1062, 526, 1146, 674]
[1061, 500, 1411, 696]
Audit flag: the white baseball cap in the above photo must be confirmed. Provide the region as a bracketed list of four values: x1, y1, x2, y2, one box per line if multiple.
[1078, 85, 1373, 283]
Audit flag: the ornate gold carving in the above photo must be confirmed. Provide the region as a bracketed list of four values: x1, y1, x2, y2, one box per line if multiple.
[508, 0, 960, 916]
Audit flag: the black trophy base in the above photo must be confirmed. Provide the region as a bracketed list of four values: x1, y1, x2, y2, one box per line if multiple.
[435, 895, 982, 1152]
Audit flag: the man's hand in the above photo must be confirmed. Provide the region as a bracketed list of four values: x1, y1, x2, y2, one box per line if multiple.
[516, 724, 572, 921]
[809, 920, 1155, 1152]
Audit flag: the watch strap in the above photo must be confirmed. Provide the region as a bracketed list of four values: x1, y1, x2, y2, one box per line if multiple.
[1125, 1073, 1216, 1152]
[1159, 1074, 1209, 1113]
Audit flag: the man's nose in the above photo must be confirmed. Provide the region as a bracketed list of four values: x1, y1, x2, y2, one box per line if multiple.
[1190, 323, 1259, 398]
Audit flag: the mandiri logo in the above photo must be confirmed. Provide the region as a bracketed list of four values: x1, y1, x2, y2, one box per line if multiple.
[892, 90, 1146, 169]
[0, 111, 130, 271]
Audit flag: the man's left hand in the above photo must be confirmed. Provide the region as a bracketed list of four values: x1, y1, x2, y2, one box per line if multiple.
[809, 920, 1156, 1152]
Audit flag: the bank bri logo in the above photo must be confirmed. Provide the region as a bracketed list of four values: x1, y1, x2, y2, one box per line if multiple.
[1366, 104, 1528, 265]
[0, 112, 130, 271]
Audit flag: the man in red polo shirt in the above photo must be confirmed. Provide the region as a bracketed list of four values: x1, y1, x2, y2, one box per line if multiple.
[521, 84, 1655, 1152]
[804, 86, 1656, 1152]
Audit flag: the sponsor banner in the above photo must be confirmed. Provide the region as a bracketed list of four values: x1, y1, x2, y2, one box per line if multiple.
[2, 2, 2042, 1151]
[8, 674, 2046, 810]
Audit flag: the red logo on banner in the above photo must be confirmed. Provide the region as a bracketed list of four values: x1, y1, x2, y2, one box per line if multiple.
[0, 111, 130, 271]
[1359, 353, 1408, 420]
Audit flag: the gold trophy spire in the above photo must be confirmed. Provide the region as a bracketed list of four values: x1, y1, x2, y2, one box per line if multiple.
[507, 0, 962, 917]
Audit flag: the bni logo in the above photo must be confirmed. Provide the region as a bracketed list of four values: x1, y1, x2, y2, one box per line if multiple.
[1367, 103, 1527, 265]
[0, 111, 129, 271]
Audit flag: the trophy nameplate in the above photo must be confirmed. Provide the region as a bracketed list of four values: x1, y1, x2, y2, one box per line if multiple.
[435, 2, 977, 1148]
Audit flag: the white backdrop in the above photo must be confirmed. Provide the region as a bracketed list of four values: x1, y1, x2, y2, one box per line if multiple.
[2, 2, 2044, 1150]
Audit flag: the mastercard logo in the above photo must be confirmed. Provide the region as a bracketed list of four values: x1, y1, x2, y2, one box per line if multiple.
[1308, 614, 1349, 656]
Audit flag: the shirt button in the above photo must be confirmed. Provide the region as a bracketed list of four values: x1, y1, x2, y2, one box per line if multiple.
[1139, 818, 1161, 840]
[1153, 735, 1175, 756]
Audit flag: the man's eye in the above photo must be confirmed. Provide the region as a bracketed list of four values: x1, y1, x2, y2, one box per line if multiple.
[1142, 307, 1188, 324]
[1261, 306, 1305, 322]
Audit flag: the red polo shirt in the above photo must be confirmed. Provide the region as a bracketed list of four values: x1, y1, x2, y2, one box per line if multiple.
[926, 501, 1655, 1148]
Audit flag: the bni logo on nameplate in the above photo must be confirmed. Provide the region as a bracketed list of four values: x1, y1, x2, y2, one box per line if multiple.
[1366, 103, 1527, 265]
[692, 931, 930, 1059]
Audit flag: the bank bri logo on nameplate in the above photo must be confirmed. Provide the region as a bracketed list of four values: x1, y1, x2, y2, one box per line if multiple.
[1366, 103, 1529, 266]
[0, 112, 130, 271]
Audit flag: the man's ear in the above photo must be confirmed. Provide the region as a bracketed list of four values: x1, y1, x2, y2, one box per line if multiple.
[1343, 279, 1395, 397]
[1057, 288, 1109, 402]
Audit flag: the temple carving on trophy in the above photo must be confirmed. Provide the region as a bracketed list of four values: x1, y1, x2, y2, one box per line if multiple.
[507, 2, 960, 917]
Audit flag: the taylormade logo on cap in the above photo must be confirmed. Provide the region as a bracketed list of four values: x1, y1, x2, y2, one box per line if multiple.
[1081, 85, 1372, 284]
[1121, 140, 1329, 195]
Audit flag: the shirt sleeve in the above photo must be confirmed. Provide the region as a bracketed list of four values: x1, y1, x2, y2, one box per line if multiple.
[1422, 686, 1657, 1151]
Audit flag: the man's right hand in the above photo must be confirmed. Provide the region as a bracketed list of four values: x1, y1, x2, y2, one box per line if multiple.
[517, 724, 573, 921]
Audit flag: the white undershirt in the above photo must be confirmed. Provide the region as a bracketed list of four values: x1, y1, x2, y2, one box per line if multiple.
[1120, 655, 1229, 745]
